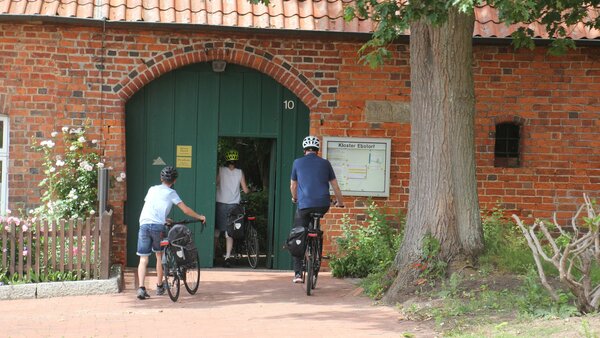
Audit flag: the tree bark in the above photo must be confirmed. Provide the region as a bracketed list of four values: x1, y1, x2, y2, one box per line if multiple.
[383, 8, 483, 304]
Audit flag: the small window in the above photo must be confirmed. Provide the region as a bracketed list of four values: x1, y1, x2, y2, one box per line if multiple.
[0, 116, 8, 212]
[494, 122, 520, 168]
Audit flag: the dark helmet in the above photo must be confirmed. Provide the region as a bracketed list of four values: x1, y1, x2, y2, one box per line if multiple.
[160, 166, 178, 182]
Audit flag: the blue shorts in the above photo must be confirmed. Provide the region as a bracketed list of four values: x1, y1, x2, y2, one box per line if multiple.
[136, 223, 167, 256]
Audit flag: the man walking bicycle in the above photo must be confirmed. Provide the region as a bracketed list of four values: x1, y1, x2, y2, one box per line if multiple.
[290, 135, 345, 283]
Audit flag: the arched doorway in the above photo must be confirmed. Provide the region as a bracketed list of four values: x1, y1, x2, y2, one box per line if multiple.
[125, 63, 309, 269]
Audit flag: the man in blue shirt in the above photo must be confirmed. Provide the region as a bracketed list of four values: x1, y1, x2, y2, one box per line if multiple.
[290, 135, 344, 283]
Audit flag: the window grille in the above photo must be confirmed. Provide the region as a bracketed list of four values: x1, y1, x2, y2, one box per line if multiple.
[494, 122, 520, 168]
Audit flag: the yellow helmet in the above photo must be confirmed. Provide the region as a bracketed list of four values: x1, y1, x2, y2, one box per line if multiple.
[225, 150, 239, 162]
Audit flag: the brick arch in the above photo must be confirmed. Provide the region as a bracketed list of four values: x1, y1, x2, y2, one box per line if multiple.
[113, 41, 321, 109]
[492, 115, 527, 126]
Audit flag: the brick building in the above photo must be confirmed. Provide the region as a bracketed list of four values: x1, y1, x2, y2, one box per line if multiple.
[0, 1, 598, 269]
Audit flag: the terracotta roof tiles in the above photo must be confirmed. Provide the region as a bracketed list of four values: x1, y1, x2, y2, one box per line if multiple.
[0, 0, 598, 39]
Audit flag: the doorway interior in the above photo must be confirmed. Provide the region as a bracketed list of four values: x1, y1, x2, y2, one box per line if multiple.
[214, 137, 274, 269]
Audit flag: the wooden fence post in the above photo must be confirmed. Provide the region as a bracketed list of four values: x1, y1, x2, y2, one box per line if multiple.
[99, 210, 113, 279]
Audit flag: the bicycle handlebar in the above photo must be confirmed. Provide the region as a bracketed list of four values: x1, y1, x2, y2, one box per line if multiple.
[165, 219, 206, 232]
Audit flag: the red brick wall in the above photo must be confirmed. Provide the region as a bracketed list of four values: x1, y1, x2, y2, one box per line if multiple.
[1, 23, 598, 266]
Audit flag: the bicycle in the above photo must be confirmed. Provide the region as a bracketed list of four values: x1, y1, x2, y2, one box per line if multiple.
[302, 212, 324, 296]
[160, 219, 205, 302]
[228, 200, 260, 269]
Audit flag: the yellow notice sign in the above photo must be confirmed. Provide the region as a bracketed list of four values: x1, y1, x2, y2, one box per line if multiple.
[177, 145, 192, 157]
[176, 157, 192, 168]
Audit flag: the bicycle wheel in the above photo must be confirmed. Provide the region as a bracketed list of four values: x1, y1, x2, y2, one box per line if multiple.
[163, 249, 181, 302]
[183, 251, 200, 294]
[305, 243, 314, 296]
[244, 221, 259, 269]
[311, 239, 322, 289]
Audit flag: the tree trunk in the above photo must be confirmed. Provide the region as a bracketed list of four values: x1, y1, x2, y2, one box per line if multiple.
[383, 8, 483, 304]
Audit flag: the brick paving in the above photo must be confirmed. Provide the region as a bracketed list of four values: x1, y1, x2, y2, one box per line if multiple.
[1, 269, 436, 337]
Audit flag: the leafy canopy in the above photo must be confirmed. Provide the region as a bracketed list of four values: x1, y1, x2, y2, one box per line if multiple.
[340, 0, 600, 65]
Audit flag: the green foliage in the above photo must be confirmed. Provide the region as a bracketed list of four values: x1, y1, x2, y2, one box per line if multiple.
[329, 201, 404, 281]
[418, 233, 448, 280]
[342, 0, 599, 67]
[31, 123, 124, 220]
[244, 190, 268, 250]
[516, 269, 579, 318]
[0, 267, 82, 285]
[479, 206, 535, 274]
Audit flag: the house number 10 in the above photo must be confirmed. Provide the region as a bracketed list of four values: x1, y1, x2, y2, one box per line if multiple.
[283, 100, 295, 110]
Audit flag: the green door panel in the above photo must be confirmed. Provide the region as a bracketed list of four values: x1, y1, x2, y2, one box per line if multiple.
[194, 70, 219, 266]
[272, 90, 309, 270]
[125, 92, 146, 267]
[126, 63, 308, 270]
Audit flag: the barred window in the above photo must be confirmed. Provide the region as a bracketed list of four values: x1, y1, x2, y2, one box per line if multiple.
[494, 122, 520, 168]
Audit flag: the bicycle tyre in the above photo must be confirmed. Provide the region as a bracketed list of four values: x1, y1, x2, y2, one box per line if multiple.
[183, 251, 200, 294]
[305, 243, 314, 296]
[163, 249, 181, 302]
[312, 238, 322, 289]
[245, 221, 259, 269]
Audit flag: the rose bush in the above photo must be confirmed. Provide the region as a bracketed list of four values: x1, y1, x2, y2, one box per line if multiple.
[31, 124, 124, 220]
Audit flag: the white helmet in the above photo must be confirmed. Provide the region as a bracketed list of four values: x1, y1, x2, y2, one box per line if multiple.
[302, 136, 320, 150]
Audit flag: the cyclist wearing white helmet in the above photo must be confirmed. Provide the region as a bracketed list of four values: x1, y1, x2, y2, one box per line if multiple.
[136, 166, 206, 300]
[290, 136, 344, 283]
[215, 149, 250, 267]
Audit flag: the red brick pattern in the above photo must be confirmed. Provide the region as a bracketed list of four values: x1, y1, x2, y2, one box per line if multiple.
[1, 23, 598, 265]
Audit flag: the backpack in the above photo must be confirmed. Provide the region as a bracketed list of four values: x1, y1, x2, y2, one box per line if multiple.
[285, 226, 307, 257]
[226, 205, 246, 240]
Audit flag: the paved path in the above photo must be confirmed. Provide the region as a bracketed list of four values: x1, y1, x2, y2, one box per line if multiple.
[2, 269, 436, 337]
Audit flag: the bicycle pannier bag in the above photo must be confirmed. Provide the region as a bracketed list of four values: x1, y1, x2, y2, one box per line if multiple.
[167, 224, 192, 246]
[167, 224, 195, 265]
[226, 205, 245, 240]
[286, 226, 307, 257]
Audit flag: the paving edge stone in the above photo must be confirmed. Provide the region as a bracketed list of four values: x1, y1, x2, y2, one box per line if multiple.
[0, 264, 123, 300]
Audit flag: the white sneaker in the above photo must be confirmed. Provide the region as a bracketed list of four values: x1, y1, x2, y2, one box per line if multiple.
[292, 273, 302, 283]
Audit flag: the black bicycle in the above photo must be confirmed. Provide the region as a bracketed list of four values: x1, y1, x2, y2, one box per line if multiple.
[302, 212, 324, 296]
[161, 219, 204, 302]
[229, 200, 260, 269]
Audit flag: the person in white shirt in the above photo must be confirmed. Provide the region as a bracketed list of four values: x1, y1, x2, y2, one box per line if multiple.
[215, 150, 249, 267]
[136, 166, 206, 300]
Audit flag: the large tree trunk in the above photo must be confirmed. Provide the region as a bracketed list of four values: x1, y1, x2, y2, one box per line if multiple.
[383, 8, 483, 304]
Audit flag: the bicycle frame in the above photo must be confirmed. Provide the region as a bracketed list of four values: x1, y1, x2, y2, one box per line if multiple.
[160, 219, 203, 302]
[229, 201, 260, 268]
[303, 213, 323, 295]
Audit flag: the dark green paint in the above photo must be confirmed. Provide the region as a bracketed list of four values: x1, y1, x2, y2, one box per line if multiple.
[126, 63, 308, 270]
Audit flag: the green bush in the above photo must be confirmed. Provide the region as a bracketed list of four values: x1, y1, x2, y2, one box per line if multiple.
[244, 190, 268, 251]
[31, 123, 125, 220]
[479, 206, 534, 274]
[0, 267, 82, 285]
[330, 201, 404, 279]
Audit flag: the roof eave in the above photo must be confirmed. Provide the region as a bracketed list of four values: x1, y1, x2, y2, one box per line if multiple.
[0, 14, 598, 46]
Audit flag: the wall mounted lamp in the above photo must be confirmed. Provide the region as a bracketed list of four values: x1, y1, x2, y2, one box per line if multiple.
[212, 60, 227, 73]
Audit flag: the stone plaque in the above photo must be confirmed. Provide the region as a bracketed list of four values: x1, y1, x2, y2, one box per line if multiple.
[365, 101, 410, 123]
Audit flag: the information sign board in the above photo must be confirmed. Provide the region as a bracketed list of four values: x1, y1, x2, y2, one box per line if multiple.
[322, 137, 391, 197]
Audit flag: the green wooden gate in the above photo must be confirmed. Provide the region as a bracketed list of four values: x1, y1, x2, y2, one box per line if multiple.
[125, 63, 309, 269]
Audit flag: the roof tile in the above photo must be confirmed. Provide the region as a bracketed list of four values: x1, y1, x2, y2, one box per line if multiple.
[0, 0, 597, 39]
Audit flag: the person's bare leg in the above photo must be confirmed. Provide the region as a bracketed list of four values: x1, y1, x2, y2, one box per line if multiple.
[225, 237, 233, 258]
[138, 256, 149, 288]
[155, 251, 163, 285]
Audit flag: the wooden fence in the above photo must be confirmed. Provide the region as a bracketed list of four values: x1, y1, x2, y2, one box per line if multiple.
[0, 210, 113, 281]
